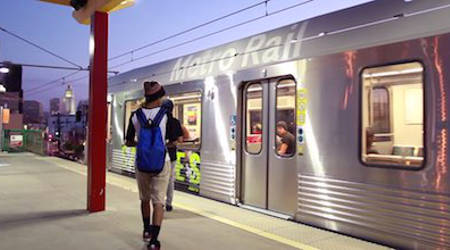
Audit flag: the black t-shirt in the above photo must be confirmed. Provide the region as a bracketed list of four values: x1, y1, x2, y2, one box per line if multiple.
[280, 131, 296, 155]
[166, 116, 183, 161]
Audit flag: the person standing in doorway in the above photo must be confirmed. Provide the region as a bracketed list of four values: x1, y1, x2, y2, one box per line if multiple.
[125, 81, 171, 250]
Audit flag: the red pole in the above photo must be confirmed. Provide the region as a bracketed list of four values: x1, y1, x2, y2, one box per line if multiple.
[87, 11, 108, 212]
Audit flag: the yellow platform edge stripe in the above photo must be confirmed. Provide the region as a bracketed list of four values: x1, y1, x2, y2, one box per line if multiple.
[174, 202, 319, 250]
[45, 157, 318, 250]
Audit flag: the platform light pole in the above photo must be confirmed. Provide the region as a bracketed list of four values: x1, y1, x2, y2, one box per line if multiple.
[39, 0, 134, 213]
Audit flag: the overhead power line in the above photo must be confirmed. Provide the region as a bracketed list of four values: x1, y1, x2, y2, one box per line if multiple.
[25, 0, 276, 95]
[26, 0, 315, 95]
[22, 64, 118, 94]
[109, 0, 273, 62]
[26, 73, 90, 97]
[7, 62, 118, 73]
[25, 70, 82, 94]
[110, 0, 314, 69]
[0, 26, 83, 69]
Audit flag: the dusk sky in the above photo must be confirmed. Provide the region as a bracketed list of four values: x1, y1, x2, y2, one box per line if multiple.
[0, 0, 371, 111]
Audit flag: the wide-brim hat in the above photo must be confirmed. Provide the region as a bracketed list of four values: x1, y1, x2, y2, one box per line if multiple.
[144, 81, 165, 102]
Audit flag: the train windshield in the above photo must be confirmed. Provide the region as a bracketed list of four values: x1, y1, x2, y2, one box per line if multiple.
[361, 62, 424, 168]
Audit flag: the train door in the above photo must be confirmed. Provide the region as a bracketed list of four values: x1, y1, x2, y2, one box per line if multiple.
[241, 77, 297, 216]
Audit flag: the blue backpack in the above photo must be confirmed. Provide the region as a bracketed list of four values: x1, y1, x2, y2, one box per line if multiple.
[135, 107, 167, 173]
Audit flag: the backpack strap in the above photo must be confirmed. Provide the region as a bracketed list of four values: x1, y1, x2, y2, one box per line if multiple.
[152, 106, 167, 127]
[135, 108, 149, 128]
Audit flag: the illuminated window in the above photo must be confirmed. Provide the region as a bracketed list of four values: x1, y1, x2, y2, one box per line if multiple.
[168, 91, 202, 149]
[275, 79, 296, 157]
[245, 83, 263, 154]
[361, 62, 424, 168]
[124, 98, 144, 137]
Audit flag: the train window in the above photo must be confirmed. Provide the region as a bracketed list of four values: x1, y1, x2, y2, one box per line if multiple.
[361, 62, 424, 168]
[275, 79, 296, 157]
[168, 91, 202, 149]
[245, 83, 263, 154]
[124, 98, 144, 138]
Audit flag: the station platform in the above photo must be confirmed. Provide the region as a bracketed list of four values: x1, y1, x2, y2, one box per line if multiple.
[0, 153, 391, 250]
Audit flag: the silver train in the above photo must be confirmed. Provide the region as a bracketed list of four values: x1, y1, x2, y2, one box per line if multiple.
[107, 0, 450, 249]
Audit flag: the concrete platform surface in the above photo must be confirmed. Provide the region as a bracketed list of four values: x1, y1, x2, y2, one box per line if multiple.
[0, 153, 391, 250]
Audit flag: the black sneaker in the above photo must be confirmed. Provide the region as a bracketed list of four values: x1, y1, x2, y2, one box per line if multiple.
[166, 205, 173, 212]
[148, 240, 161, 250]
[143, 230, 151, 242]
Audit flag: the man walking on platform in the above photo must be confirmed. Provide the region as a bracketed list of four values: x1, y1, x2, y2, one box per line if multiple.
[125, 81, 171, 250]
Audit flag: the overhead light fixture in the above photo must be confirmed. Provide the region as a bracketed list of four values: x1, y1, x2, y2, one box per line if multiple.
[0, 67, 9, 74]
[169, 94, 202, 101]
[363, 67, 423, 78]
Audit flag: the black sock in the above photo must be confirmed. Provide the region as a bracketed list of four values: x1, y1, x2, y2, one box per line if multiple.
[150, 225, 161, 241]
[143, 217, 150, 231]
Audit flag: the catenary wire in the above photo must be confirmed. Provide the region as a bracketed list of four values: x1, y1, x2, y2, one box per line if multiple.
[108, 0, 273, 62]
[27, 0, 315, 95]
[0, 26, 83, 69]
[110, 0, 314, 69]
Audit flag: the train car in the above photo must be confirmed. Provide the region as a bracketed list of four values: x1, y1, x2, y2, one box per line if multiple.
[107, 0, 450, 249]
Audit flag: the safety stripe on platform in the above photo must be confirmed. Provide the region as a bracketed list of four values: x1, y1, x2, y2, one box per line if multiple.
[47, 158, 318, 250]
[173, 202, 319, 250]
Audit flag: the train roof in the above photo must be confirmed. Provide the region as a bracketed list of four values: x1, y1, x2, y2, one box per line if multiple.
[109, 0, 450, 93]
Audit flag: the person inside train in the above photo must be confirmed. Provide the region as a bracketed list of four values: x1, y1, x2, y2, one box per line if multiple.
[125, 81, 171, 250]
[276, 121, 295, 156]
[366, 128, 379, 155]
[253, 123, 262, 134]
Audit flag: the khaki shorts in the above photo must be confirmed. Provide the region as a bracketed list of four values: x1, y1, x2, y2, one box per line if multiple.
[135, 161, 170, 204]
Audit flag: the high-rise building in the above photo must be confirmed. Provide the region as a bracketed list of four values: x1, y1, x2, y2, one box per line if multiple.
[0, 92, 21, 114]
[23, 100, 44, 124]
[63, 85, 76, 115]
[50, 98, 61, 114]
[48, 113, 77, 141]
